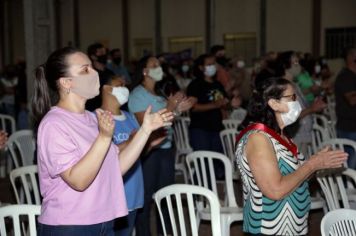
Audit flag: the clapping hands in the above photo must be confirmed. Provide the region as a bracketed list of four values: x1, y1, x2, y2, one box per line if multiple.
[96, 109, 115, 139]
[142, 106, 174, 134]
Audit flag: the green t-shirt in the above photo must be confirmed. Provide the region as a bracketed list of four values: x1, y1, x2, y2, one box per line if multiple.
[296, 71, 314, 103]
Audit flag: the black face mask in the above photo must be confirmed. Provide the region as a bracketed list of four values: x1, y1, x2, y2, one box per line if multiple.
[97, 55, 108, 64]
[216, 56, 228, 67]
[113, 57, 122, 65]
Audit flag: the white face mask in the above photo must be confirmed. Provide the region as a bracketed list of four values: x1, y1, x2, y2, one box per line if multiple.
[204, 65, 217, 77]
[111, 86, 129, 105]
[315, 65, 321, 74]
[182, 65, 189, 73]
[148, 67, 163, 81]
[237, 60, 245, 68]
[281, 101, 302, 126]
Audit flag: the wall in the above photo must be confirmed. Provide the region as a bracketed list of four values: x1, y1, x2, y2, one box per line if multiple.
[320, 0, 356, 55]
[5, 0, 356, 65]
[78, 0, 123, 52]
[266, 0, 312, 53]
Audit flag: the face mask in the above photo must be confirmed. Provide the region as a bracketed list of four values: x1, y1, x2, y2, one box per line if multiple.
[112, 86, 129, 105]
[148, 67, 163, 81]
[96, 55, 107, 64]
[182, 65, 189, 73]
[280, 101, 302, 126]
[112, 57, 121, 65]
[237, 60, 245, 68]
[315, 65, 321, 74]
[286, 64, 302, 78]
[204, 65, 217, 77]
[70, 71, 100, 99]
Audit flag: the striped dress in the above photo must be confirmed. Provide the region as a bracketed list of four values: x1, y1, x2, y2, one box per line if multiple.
[236, 129, 311, 235]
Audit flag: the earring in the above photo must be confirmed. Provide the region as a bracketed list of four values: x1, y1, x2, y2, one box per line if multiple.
[66, 88, 70, 94]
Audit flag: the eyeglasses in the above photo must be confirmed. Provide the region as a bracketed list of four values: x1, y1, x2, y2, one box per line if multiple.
[280, 94, 297, 101]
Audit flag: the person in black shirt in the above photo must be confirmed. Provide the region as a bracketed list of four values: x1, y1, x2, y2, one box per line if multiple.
[187, 54, 229, 156]
[335, 47, 356, 169]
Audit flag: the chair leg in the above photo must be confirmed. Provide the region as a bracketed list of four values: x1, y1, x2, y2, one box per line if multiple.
[220, 216, 231, 236]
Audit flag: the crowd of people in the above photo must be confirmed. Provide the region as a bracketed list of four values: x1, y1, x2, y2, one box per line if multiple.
[0, 42, 355, 235]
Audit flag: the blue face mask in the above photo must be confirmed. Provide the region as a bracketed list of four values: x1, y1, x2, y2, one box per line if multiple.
[204, 65, 217, 77]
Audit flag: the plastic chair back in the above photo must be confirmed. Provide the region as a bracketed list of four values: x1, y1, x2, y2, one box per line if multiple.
[10, 165, 41, 205]
[154, 184, 221, 236]
[219, 129, 239, 179]
[321, 208, 356, 236]
[6, 130, 35, 168]
[0, 204, 41, 236]
[186, 151, 237, 207]
[0, 113, 16, 135]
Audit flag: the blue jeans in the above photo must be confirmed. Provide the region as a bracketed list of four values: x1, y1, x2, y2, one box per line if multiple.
[37, 220, 116, 236]
[189, 128, 225, 179]
[337, 129, 356, 169]
[116, 210, 137, 236]
[135, 148, 175, 236]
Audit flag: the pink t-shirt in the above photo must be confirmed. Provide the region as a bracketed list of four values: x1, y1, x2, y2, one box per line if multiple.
[37, 106, 127, 225]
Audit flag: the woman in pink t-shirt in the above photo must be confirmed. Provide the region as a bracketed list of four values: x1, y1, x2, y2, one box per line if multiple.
[31, 47, 173, 235]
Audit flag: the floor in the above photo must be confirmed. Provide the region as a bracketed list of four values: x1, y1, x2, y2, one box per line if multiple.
[0, 173, 324, 236]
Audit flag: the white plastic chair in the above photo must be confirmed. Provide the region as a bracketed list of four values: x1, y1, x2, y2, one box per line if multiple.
[222, 119, 241, 130]
[173, 117, 192, 183]
[321, 208, 356, 236]
[219, 128, 239, 180]
[313, 114, 337, 139]
[6, 130, 35, 169]
[229, 108, 247, 121]
[186, 151, 243, 236]
[154, 184, 221, 236]
[317, 168, 356, 211]
[311, 123, 331, 154]
[0, 113, 16, 135]
[321, 138, 356, 168]
[0, 204, 41, 236]
[0, 114, 16, 177]
[10, 165, 41, 205]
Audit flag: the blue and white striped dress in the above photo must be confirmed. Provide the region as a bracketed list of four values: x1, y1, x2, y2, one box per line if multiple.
[236, 130, 311, 235]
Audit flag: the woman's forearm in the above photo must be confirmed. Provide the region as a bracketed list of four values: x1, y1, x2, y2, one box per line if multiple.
[119, 127, 151, 174]
[268, 160, 316, 200]
[60, 134, 112, 191]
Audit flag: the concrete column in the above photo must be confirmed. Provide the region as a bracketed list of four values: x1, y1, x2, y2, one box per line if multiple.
[154, 0, 162, 54]
[259, 0, 267, 56]
[205, 0, 215, 52]
[23, 0, 57, 102]
[122, 0, 129, 64]
[312, 0, 321, 57]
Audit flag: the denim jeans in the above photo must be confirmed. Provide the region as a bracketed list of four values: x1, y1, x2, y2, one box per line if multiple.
[135, 148, 175, 236]
[337, 129, 356, 169]
[115, 210, 137, 236]
[37, 220, 116, 236]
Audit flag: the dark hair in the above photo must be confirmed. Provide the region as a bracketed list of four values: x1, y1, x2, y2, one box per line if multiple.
[31, 47, 81, 132]
[110, 48, 121, 57]
[210, 45, 225, 55]
[247, 77, 293, 134]
[131, 55, 151, 88]
[193, 54, 214, 79]
[275, 51, 295, 77]
[87, 43, 104, 57]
